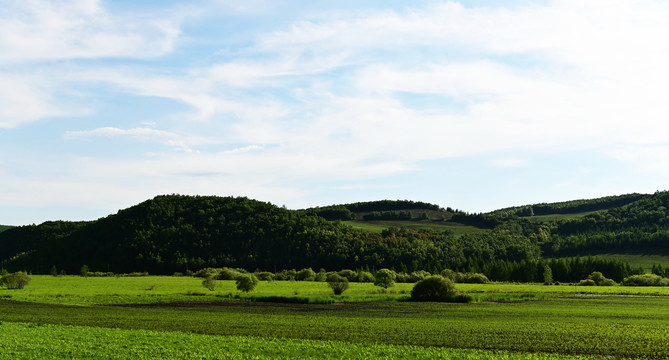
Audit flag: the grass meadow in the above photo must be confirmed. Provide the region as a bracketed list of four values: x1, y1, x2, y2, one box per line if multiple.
[2, 276, 669, 359]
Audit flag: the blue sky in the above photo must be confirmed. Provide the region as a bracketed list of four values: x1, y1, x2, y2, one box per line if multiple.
[2, 0, 669, 225]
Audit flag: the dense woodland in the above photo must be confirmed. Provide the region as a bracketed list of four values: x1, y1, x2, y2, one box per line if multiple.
[1, 192, 669, 282]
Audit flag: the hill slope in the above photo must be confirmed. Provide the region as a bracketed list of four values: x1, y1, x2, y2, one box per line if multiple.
[1, 192, 669, 281]
[0, 195, 539, 275]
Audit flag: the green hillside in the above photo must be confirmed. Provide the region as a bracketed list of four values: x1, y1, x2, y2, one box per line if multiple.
[0, 225, 13, 233]
[2, 192, 669, 282]
[0, 195, 540, 277]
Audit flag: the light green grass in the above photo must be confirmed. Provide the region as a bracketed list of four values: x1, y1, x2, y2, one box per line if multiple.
[0, 276, 414, 305]
[344, 220, 488, 235]
[2, 296, 668, 359]
[3, 276, 669, 306]
[0, 321, 600, 360]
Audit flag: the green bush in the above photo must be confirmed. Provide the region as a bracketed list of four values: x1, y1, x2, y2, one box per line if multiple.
[202, 276, 216, 291]
[314, 269, 327, 282]
[356, 271, 375, 283]
[236, 274, 259, 293]
[458, 272, 489, 284]
[623, 274, 669, 286]
[295, 268, 316, 281]
[411, 276, 470, 302]
[407, 271, 431, 283]
[194, 268, 221, 278]
[374, 268, 396, 289]
[439, 269, 488, 284]
[578, 279, 596, 286]
[327, 274, 349, 295]
[337, 269, 357, 282]
[255, 271, 275, 281]
[580, 272, 616, 286]
[274, 269, 297, 281]
[0, 272, 31, 290]
[217, 268, 242, 280]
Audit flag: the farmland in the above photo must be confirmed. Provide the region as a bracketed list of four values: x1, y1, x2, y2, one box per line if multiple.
[2, 276, 669, 359]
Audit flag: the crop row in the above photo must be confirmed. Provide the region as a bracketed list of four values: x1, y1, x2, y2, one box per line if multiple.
[1, 296, 669, 358]
[0, 321, 604, 360]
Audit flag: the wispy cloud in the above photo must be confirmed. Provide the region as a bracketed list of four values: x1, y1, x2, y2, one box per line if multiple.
[3, 1, 669, 223]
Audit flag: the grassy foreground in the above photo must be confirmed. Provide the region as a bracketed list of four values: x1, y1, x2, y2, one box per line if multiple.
[0, 322, 604, 360]
[2, 276, 669, 359]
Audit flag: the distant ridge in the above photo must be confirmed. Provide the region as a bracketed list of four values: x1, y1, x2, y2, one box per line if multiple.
[1, 192, 668, 281]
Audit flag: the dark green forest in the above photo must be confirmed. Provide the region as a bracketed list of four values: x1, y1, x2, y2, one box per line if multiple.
[1, 192, 669, 282]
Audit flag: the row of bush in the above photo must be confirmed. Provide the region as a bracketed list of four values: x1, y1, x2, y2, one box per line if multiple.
[575, 271, 669, 287]
[192, 267, 489, 284]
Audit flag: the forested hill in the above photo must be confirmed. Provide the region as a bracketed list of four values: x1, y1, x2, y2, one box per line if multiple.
[0, 195, 538, 275]
[487, 193, 647, 217]
[1, 192, 669, 279]
[303, 200, 451, 221]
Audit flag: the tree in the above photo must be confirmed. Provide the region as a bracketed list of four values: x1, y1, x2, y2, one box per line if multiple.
[0, 271, 31, 289]
[543, 265, 553, 285]
[327, 273, 349, 295]
[202, 276, 216, 291]
[411, 276, 464, 302]
[80, 264, 90, 278]
[236, 274, 259, 292]
[374, 268, 396, 289]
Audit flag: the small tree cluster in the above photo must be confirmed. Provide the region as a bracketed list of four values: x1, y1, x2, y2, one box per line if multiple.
[374, 268, 396, 289]
[327, 274, 349, 295]
[622, 273, 669, 286]
[0, 271, 31, 289]
[202, 276, 217, 291]
[410, 276, 471, 302]
[578, 272, 616, 286]
[441, 269, 489, 284]
[235, 274, 259, 292]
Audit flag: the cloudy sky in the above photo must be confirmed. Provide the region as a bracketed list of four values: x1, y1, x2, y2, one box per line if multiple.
[2, 0, 669, 225]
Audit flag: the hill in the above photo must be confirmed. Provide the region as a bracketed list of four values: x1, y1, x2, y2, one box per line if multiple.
[2, 192, 669, 281]
[0, 195, 539, 276]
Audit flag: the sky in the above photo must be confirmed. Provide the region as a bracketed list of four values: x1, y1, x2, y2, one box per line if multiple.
[2, 0, 669, 225]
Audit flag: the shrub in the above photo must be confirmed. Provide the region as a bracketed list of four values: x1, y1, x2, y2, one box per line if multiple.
[356, 271, 375, 283]
[458, 272, 489, 284]
[236, 274, 259, 292]
[411, 276, 469, 302]
[274, 269, 297, 281]
[407, 271, 431, 283]
[337, 269, 357, 282]
[314, 269, 327, 282]
[80, 265, 90, 277]
[327, 274, 349, 295]
[411, 276, 452, 300]
[580, 272, 617, 286]
[202, 276, 216, 291]
[217, 268, 242, 280]
[374, 268, 396, 289]
[441, 269, 456, 281]
[295, 268, 316, 281]
[623, 274, 669, 286]
[255, 271, 275, 281]
[0, 272, 31, 290]
[578, 279, 596, 286]
[194, 268, 222, 278]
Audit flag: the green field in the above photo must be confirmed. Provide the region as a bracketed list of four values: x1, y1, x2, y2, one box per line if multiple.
[344, 219, 488, 235]
[2, 276, 669, 359]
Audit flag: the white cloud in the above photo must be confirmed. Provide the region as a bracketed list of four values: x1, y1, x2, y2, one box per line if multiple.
[0, 0, 181, 64]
